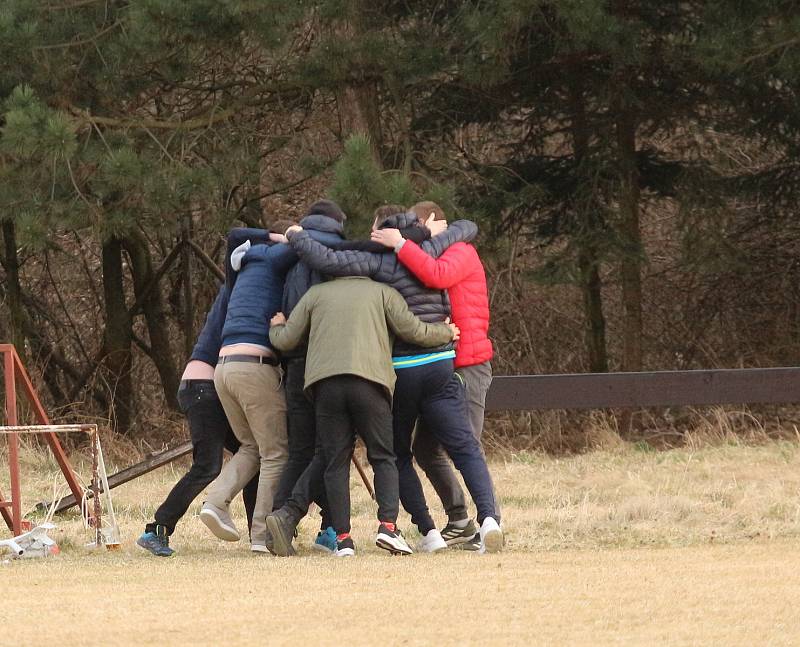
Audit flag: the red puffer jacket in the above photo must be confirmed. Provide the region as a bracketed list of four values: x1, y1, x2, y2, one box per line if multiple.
[397, 240, 493, 368]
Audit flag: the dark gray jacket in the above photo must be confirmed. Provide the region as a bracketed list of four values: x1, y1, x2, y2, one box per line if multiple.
[281, 214, 346, 359]
[287, 213, 478, 357]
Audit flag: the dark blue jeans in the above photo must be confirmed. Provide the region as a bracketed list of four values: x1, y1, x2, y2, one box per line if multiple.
[149, 380, 257, 535]
[393, 359, 499, 534]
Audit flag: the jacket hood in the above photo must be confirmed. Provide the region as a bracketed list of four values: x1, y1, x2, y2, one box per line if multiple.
[300, 214, 345, 237]
[225, 227, 270, 289]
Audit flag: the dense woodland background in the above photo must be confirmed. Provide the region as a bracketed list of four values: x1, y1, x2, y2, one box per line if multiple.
[1, 1, 799, 451]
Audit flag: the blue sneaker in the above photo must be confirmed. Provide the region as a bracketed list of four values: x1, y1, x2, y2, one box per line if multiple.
[136, 525, 175, 557]
[311, 527, 337, 554]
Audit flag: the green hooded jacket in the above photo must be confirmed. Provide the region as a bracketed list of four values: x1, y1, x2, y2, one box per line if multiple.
[269, 277, 453, 398]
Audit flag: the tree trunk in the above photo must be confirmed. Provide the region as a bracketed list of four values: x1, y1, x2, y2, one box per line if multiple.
[1, 219, 27, 355]
[614, 104, 643, 374]
[122, 233, 180, 412]
[101, 237, 134, 434]
[181, 215, 194, 360]
[333, 0, 383, 165]
[569, 84, 609, 373]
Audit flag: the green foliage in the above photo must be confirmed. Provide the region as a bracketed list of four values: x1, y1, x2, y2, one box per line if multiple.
[2, 86, 77, 159]
[330, 134, 386, 234]
[331, 134, 459, 237]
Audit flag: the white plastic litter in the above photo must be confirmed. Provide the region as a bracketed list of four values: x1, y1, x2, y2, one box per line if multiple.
[0, 522, 60, 559]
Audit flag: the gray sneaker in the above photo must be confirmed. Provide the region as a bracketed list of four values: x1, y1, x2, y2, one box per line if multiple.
[199, 502, 240, 542]
[265, 508, 297, 557]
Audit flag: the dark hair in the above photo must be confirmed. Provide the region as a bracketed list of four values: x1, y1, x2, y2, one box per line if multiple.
[411, 201, 446, 223]
[373, 204, 406, 227]
[268, 219, 297, 234]
[304, 199, 346, 223]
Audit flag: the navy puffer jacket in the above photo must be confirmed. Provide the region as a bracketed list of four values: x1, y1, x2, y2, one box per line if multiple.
[190, 227, 272, 365]
[225, 228, 270, 290]
[221, 241, 298, 350]
[287, 213, 478, 356]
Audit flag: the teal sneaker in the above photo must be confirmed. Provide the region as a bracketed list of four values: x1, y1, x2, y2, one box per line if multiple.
[136, 525, 175, 557]
[311, 527, 337, 554]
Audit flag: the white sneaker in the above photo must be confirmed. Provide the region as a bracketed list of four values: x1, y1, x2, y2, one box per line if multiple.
[250, 544, 269, 554]
[417, 529, 448, 553]
[478, 517, 503, 554]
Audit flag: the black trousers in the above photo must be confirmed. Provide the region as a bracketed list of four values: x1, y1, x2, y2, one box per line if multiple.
[150, 380, 257, 535]
[272, 358, 330, 528]
[315, 375, 399, 535]
[393, 360, 499, 534]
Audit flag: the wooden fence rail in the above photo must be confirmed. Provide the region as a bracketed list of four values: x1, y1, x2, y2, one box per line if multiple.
[36, 366, 800, 514]
[485, 367, 800, 411]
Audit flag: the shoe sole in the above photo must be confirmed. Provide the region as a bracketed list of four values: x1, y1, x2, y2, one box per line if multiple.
[334, 548, 355, 557]
[135, 537, 174, 557]
[417, 538, 448, 553]
[452, 540, 481, 552]
[443, 533, 477, 546]
[481, 528, 503, 554]
[199, 509, 240, 542]
[250, 544, 270, 554]
[265, 515, 296, 557]
[375, 535, 413, 555]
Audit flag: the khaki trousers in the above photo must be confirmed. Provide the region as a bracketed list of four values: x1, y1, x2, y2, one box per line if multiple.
[206, 361, 288, 544]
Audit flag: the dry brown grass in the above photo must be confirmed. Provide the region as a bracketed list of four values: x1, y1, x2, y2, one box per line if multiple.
[2, 440, 800, 645]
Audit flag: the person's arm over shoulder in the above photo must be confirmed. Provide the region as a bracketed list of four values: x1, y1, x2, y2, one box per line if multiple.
[269, 289, 314, 351]
[288, 230, 380, 278]
[419, 219, 478, 259]
[397, 241, 474, 289]
[382, 285, 453, 347]
[266, 242, 299, 275]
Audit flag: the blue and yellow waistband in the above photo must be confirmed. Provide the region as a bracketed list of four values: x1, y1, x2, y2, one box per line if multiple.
[392, 350, 456, 369]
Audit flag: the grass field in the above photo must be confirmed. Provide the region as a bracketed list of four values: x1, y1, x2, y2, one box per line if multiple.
[3, 440, 800, 645]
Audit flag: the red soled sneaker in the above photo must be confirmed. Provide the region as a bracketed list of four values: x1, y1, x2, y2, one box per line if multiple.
[375, 522, 413, 555]
[334, 533, 355, 557]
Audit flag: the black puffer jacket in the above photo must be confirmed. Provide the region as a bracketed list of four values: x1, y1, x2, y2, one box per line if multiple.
[287, 213, 478, 357]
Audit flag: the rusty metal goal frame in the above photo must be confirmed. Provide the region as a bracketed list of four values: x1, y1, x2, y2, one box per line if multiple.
[0, 344, 97, 537]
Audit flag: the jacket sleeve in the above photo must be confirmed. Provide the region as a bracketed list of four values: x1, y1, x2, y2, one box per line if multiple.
[266, 242, 299, 275]
[189, 284, 228, 365]
[383, 287, 454, 347]
[420, 219, 478, 258]
[269, 292, 312, 351]
[288, 230, 381, 278]
[397, 241, 473, 289]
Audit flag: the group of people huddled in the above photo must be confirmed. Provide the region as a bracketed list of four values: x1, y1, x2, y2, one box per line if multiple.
[137, 199, 502, 557]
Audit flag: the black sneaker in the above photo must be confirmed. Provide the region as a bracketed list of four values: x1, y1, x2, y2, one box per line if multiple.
[265, 508, 297, 557]
[440, 519, 478, 546]
[334, 535, 355, 557]
[375, 523, 413, 555]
